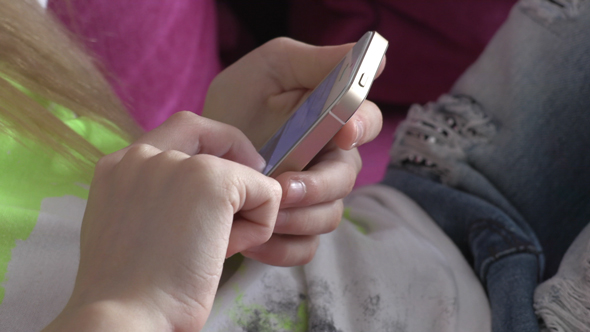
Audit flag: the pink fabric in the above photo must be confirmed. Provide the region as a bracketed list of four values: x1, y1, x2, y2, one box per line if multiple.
[289, 0, 517, 105]
[288, 1, 516, 186]
[49, 0, 221, 131]
[48, 1, 515, 186]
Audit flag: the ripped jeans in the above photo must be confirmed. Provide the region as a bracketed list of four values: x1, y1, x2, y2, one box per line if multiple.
[382, 1, 590, 331]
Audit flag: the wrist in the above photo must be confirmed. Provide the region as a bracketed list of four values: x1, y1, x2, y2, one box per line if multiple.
[42, 299, 172, 332]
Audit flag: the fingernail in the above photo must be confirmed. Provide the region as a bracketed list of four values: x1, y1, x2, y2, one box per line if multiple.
[255, 154, 267, 173]
[351, 119, 364, 148]
[283, 179, 306, 204]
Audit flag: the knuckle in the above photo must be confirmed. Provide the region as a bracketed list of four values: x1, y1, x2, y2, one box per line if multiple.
[152, 150, 186, 165]
[217, 121, 244, 140]
[168, 110, 198, 124]
[127, 143, 154, 156]
[95, 155, 114, 172]
[263, 36, 295, 50]
[258, 37, 297, 74]
[158, 149, 179, 159]
[117, 144, 156, 167]
[116, 144, 159, 175]
[184, 154, 222, 177]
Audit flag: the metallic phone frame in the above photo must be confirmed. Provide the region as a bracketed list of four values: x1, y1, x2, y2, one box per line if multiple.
[265, 31, 389, 177]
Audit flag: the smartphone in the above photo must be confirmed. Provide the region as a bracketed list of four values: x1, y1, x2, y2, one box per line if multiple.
[259, 31, 388, 177]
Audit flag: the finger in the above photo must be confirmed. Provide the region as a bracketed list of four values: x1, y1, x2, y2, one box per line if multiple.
[376, 55, 386, 79]
[262, 39, 386, 92]
[271, 40, 353, 90]
[226, 218, 275, 258]
[113, 143, 170, 170]
[274, 200, 343, 235]
[332, 99, 383, 150]
[275, 147, 361, 208]
[223, 162, 283, 257]
[241, 234, 320, 266]
[92, 141, 141, 176]
[133, 111, 266, 171]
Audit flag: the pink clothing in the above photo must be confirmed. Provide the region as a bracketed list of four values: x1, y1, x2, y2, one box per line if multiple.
[48, 1, 515, 186]
[289, 0, 517, 105]
[49, 0, 221, 131]
[287, 1, 516, 186]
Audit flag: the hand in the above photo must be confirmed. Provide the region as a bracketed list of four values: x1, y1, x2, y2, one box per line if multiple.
[203, 37, 384, 266]
[43, 112, 282, 332]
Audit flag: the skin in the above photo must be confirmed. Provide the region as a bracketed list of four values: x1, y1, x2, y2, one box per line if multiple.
[44, 113, 283, 332]
[204, 37, 385, 266]
[42, 38, 385, 331]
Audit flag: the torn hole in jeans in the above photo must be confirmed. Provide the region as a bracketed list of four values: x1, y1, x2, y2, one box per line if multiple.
[389, 94, 496, 185]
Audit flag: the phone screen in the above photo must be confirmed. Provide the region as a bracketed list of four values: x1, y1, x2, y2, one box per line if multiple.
[259, 35, 370, 175]
[259, 61, 344, 175]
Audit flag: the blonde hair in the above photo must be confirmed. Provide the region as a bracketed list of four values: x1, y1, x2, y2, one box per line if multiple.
[0, 0, 142, 173]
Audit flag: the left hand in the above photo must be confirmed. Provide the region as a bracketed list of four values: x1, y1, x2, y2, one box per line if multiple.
[203, 37, 384, 266]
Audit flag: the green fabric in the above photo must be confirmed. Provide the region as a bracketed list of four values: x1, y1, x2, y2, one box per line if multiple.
[0, 103, 128, 302]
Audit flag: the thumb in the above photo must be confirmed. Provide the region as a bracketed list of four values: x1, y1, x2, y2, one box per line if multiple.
[221, 162, 283, 257]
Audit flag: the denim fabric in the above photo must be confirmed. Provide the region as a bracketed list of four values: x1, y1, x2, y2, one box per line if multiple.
[383, 1, 590, 331]
[382, 169, 542, 332]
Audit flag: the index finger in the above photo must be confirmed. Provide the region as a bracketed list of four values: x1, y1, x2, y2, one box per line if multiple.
[259, 38, 386, 92]
[126, 111, 266, 172]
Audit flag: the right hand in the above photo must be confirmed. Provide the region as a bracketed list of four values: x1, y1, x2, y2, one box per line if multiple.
[204, 37, 384, 267]
[44, 112, 282, 332]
